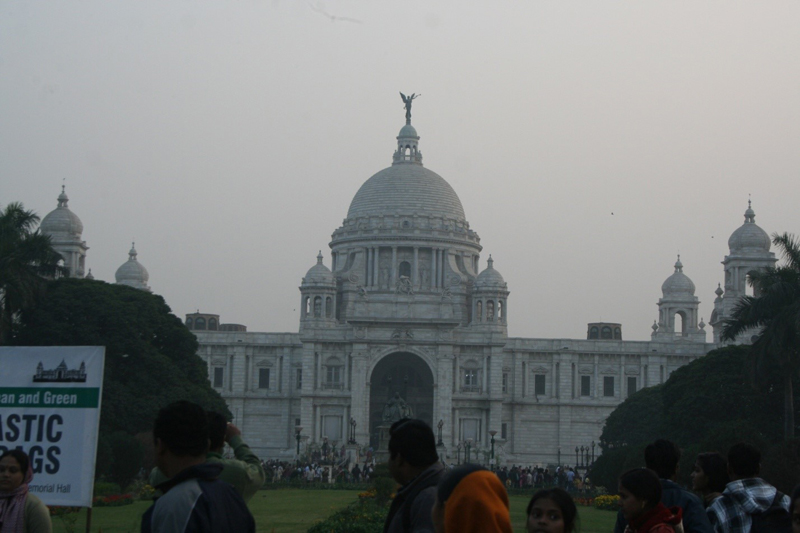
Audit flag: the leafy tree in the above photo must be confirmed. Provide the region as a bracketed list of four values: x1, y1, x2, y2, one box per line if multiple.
[722, 232, 800, 439]
[0, 202, 66, 344]
[13, 277, 229, 477]
[599, 384, 665, 450]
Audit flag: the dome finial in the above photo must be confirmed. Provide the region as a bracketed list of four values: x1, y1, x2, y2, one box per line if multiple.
[487, 254, 494, 269]
[744, 197, 756, 223]
[129, 241, 137, 260]
[317, 250, 323, 264]
[57, 184, 69, 207]
[674, 254, 682, 272]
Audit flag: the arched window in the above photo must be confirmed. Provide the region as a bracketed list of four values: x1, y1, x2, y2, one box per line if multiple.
[399, 261, 411, 278]
[314, 296, 322, 317]
[476, 301, 482, 322]
[589, 327, 599, 339]
[195, 317, 206, 330]
[614, 327, 621, 339]
[601, 326, 612, 339]
[208, 318, 218, 331]
[186, 317, 193, 329]
[486, 301, 495, 321]
[674, 312, 685, 335]
[325, 297, 332, 318]
[497, 300, 504, 321]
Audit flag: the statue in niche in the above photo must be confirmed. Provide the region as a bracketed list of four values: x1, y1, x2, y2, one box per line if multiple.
[379, 261, 390, 290]
[357, 285, 369, 300]
[476, 301, 482, 322]
[382, 392, 413, 424]
[487, 301, 495, 321]
[396, 275, 413, 295]
[314, 298, 322, 317]
[419, 261, 430, 288]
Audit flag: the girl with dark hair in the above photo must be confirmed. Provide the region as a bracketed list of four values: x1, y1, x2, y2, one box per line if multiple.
[0, 449, 52, 533]
[690, 452, 729, 507]
[526, 487, 578, 533]
[618, 468, 684, 533]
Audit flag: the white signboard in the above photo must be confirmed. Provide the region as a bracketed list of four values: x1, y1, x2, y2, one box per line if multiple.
[0, 346, 105, 507]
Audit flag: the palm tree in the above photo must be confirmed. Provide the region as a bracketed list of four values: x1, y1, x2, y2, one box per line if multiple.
[722, 232, 800, 439]
[0, 202, 66, 344]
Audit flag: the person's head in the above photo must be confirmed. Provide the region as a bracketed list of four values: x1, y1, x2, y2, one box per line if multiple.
[207, 411, 228, 452]
[692, 452, 729, 494]
[526, 488, 577, 533]
[790, 484, 800, 533]
[0, 450, 32, 492]
[727, 442, 760, 480]
[153, 401, 209, 475]
[618, 468, 662, 522]
[432, 464, 511, 533]
[644, 439, 681, 480]
[387, 418, 438, 484]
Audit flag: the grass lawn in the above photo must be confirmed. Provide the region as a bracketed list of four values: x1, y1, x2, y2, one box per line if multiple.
[51, 489, 617, 532]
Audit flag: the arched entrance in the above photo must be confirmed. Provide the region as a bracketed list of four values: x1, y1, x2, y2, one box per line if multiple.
[369, 352, 434, 448]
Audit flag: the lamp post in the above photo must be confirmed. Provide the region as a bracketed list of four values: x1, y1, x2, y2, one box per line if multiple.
[349, 418, 357, 444]
[437, 419, 444, 446]
[580, 446, 585, 467]
[584, 445, 590, 467]
[466, 438, 473, 463]
[575, 446, 579, 467]
[456, 443, 462, 465]
[591, 441, 595, 465]
[489, 430, 497, 470]
[557, 446, 561, 466]
[295, 426, 303, 455]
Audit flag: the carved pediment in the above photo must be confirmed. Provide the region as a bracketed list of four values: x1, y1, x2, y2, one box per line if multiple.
[625, 367, 640, 375]
[600, 366, 616, 375]
[255, 359, 273, 367]
[530, 366, 549, 374]
[578, 366, 593, 375]
[211, 358, 226, 366]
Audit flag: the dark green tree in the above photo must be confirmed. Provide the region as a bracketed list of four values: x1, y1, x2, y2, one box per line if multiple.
[599, 384, 665, 450]
[13, 278, 229, 478]
[722, 232, 800, 439]
[0, 202, 66, 344]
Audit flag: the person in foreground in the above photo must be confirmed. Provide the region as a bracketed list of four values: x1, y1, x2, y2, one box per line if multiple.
[526, 487, 577, 533]
[691, 453, 728, 508]
[141, 401, 255, 533]
[383, 418, 444, 533]
[615, 439, 711, 533]
[619, 468, 684, 533]
[0, 450, 52, 533]
[790, 485, 800, 533]
[431, 464, 512, 533]
[706, 442, 790, 533]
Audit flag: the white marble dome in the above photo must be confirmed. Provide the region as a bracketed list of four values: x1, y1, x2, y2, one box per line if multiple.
[40, 187, 83, 237]
[661, 256, 695, 296]
[475, 256, 507, 288]
[302, 252, 335, 286]
[115, 243, 150, 291]
[728, 202, 771, 253]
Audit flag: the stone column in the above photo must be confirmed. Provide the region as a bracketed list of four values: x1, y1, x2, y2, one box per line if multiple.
[436, 349, 454, 448]
[413, 247, 419, 287]
[593, 355, 599, 398]
[391, 247, 397, 287]
[350, 348, 369, 444]
[433, 249, 439, 289]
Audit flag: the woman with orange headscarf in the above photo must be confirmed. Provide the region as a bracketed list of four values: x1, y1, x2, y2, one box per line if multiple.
[431, 464, 512, 533]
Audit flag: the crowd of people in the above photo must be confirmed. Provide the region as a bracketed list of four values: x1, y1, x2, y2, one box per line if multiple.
[1, 405, 799, 532]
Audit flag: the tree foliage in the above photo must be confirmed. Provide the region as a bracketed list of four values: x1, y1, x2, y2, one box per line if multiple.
[13, 278, 229, 477]
[0, 202, 66, 344]
[599, 384, 665, 450]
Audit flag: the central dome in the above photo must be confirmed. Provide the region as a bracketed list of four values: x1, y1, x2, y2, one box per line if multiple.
[347, 164, 466, 221]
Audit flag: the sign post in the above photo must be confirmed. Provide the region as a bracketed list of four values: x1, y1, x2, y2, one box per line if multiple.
[0, 346, 105, 509]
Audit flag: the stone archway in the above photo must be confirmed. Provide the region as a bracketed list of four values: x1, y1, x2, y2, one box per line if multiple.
[369, 352, 434, 448]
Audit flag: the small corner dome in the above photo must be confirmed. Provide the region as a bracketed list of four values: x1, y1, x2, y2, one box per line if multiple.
[398, 124, 418, 138]
[728, 202, 771, 253]
[661, 256, 695, 296]
[40, 186, 84, 237]
[115, 243, 150, 290]
[475, 255, 506, 289]
[302, 252, 335, 286]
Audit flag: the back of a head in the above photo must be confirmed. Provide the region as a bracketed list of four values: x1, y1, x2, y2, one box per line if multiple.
[438, 464, 512, 533]
[207, 411, 227, 451]
[154, 401, 209, 457]
[727, 442, 760, 478]
[620, 468, 663, 508]
[644, 439, 681, 479]
[388, 418, 438, 467]
[696, 452, 729, 492]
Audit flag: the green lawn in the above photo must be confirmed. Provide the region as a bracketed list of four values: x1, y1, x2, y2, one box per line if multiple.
[51, 490, 617, 532]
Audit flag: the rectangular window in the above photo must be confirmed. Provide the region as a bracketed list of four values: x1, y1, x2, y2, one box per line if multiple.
[627, 376, 637, 397]
[604, 376, 614, 397]
[258, 368, 270, 389]
[502, 373, 508, 393]
[296, 369, 303, 390]
[213, 367, 224, 388]
[463, 369, 479, 391]
[322, 416, 342, 441]
[580, 375, 591, 396]
[501, 423, 507, 440]
[534, 374, 546, 396]
[325, 366, 342, 388]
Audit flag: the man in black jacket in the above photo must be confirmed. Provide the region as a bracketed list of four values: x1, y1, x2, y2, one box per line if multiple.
[383, 419, 444, 533]
[141, 401, 255, 533]
[614, 439, 712, 533]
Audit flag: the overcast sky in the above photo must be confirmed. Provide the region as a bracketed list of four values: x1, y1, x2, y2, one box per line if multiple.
[3, 2, 798, 340]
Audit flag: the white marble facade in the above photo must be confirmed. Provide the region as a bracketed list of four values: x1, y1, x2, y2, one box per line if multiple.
[191, 118, 776, 466]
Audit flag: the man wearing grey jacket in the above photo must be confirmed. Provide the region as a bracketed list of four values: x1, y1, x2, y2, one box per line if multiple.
[383, 419, 444, 533]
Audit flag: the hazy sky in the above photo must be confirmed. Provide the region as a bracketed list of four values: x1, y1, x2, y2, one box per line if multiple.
[3, 2, 798, 340]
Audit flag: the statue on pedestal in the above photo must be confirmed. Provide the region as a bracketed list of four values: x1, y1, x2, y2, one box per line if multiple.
[382, 392, 413, 424]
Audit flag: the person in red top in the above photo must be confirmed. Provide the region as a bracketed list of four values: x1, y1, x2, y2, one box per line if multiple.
[619, 468, 685, 533]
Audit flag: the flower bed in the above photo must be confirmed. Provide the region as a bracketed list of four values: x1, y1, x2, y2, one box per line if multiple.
[594, 494, 620, 511]
[93, 493, 135, 507]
